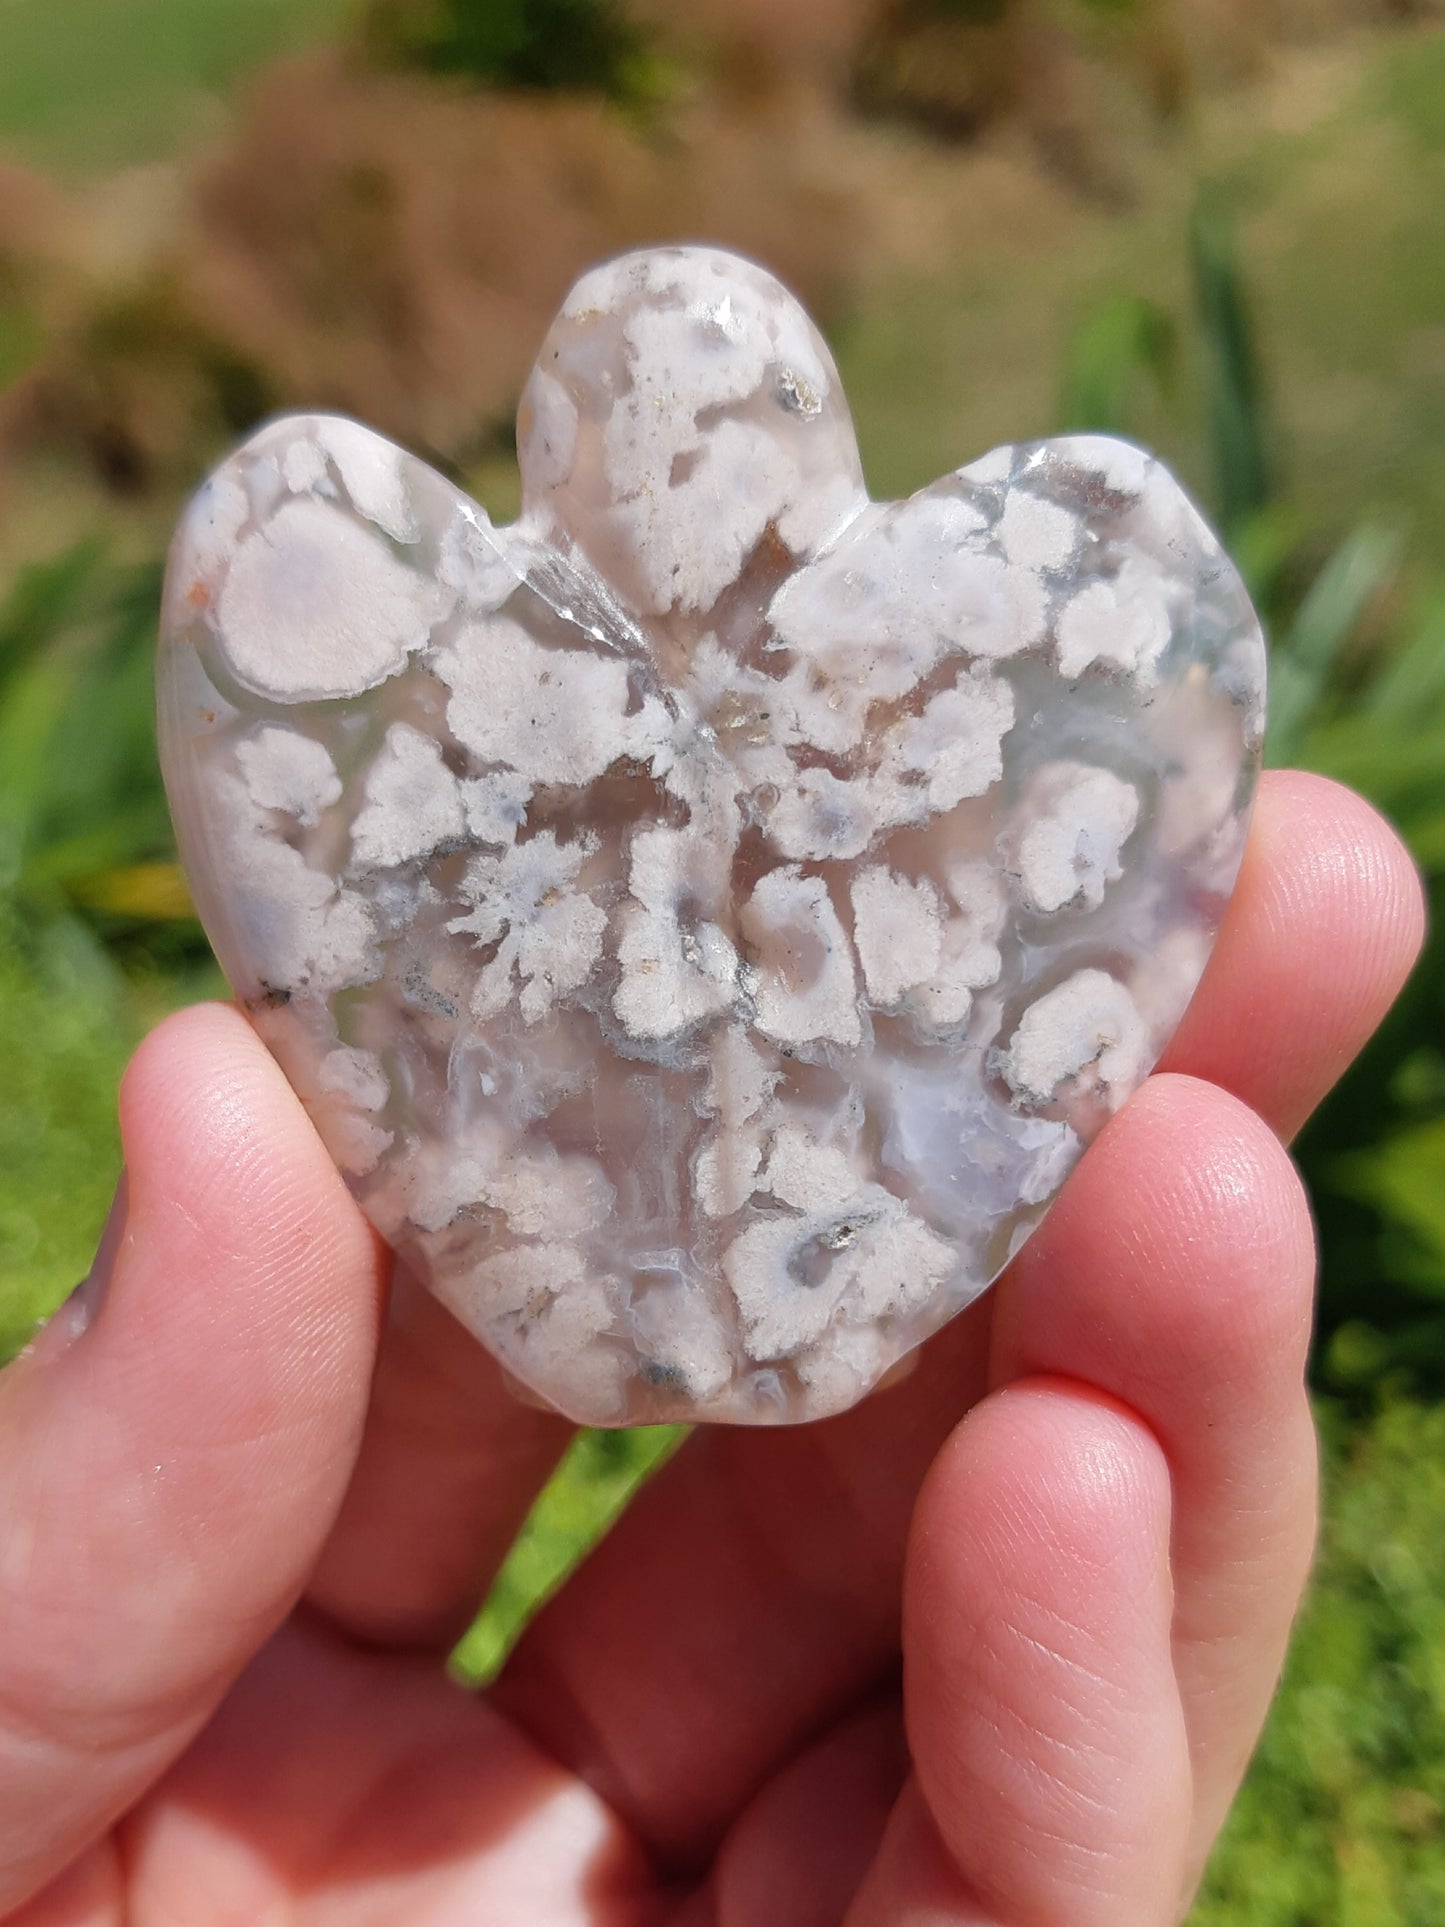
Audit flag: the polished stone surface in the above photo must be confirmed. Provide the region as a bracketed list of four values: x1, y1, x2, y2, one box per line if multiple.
[159, 245, 1266, 1426]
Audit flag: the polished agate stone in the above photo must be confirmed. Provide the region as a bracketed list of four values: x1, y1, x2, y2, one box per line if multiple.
[158, 245, 1266, 1426]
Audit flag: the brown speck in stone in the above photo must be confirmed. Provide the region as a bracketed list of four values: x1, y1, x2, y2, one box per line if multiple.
[669, 448, 703, 488]
[1052, 463, 1135, 518]
[759, 523, 792, 572]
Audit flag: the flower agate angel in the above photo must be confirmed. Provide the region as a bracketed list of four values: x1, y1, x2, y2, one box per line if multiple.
[158, 246, 1266, 1426]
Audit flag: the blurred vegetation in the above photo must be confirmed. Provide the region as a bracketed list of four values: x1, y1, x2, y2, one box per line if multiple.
[0, 0, 1441, 1913]
[359, 0, 653, 99]
[0, 0, 349, 177]
[0, 918, 133, 1350]
[0, 541, 217, 1353]
[1056, 192, 1445, 1399]
[0, 546, 171, 928]
[1195, 1397, 1445, 1925]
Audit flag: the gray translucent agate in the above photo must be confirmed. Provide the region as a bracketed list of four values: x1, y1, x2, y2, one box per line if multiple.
[158, 246, 1266, 1427]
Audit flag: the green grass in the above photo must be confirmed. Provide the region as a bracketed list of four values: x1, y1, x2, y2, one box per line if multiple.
[1195, 1397, 1445, 1925]
[0, 0, 352, 176]
[452, 1424, 685, 1681]
[0, 918, 133, 1350]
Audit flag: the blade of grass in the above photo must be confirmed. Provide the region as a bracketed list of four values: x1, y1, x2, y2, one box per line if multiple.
[1190, 193, 1271, 539]
[1057, 292, 1176, 435]
[1363, 589, 1445, 722]
[1266, 524, 1403, 765]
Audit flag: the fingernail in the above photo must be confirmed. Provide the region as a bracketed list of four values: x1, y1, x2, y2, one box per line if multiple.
[47, 1171, 129, 1351]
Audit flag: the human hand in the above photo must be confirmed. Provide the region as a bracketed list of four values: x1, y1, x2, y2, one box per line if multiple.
[0, 769, 1424, 1926]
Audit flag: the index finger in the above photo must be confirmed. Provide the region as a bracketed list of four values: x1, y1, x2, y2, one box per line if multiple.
[1159, 769, 1425, 1138]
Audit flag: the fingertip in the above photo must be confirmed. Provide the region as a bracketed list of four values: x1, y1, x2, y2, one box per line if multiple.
[995, 1071, 1318, 1439]
[117, 1000, 264, 1165]
[904, 1381, 1188, 1926]
[121, 1001, 371, 1238]
[115, 1002, 386, 1352]
[911, 1379, 1172, 1613]
[1267, 768, 1425, 942]
[1256, 770, 1427, 1031]
[1102, 1073, 1314, 1363]
[1162, 769, 1427, 1138]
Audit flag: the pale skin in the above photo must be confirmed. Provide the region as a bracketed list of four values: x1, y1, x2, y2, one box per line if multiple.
[0, 769, 1425, 1927]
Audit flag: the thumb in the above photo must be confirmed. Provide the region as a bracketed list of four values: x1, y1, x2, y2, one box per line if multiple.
[0, 1003, 387, 1912]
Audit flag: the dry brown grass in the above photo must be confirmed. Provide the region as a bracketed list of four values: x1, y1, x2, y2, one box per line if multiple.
[12, 49, 883, 492]
[5, 0, 1438, 504]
